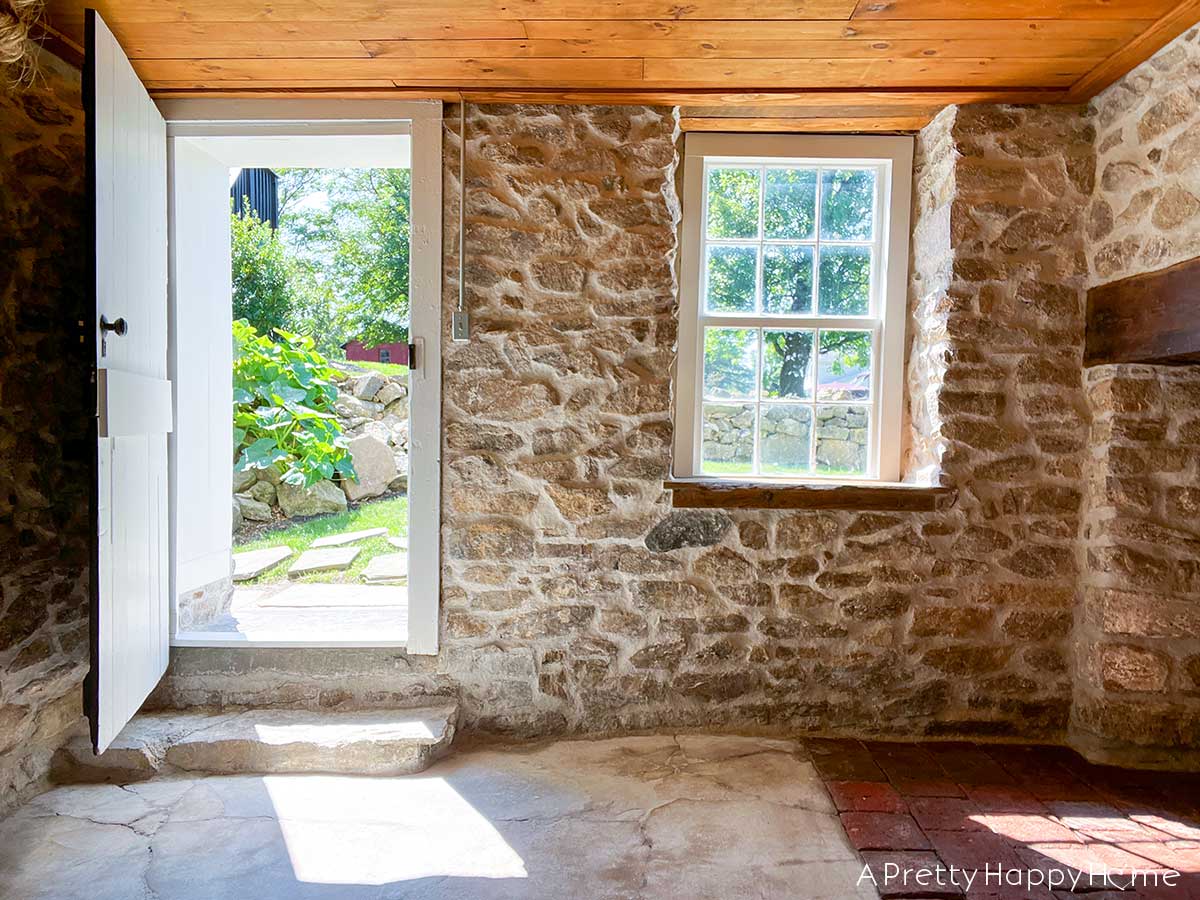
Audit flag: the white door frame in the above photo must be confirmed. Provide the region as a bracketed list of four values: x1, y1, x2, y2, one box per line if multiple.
[160, 99, 443, 655]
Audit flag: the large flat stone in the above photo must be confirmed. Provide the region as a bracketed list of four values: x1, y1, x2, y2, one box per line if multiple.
[25, 734, 872, 899]
[361, 552, 408, 584]
[310, 527, 388, 548]
[51, 705, 458, 782]
[232, 546, 293, 581]
[288, 546, 360, 577]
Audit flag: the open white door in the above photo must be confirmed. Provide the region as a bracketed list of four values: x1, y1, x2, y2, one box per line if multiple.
[85, 9, 173, 753]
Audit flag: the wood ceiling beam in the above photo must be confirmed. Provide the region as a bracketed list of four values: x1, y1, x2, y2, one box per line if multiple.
[1085, 257, 1200, 366]
[680, 115, 932, 132]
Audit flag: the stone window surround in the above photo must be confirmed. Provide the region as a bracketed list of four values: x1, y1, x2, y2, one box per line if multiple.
[670, 133, 947, 512]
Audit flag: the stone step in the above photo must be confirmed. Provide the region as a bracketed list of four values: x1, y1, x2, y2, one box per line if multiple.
[51, 703, 457, 783]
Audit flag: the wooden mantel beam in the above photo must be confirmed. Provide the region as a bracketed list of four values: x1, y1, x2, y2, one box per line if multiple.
[1086, 256, 1200, 366]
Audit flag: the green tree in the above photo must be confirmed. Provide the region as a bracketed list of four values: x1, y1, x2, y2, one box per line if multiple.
[276, 168, 411, 354]
[231, 205, 297, 334]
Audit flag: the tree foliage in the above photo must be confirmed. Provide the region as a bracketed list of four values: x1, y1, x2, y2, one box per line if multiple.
[232, 319, 356, 488]
[701, 165, 873, 405]
[230, 167, 412, 357]
[231, 206, 299, 335]
[276, 167, 411, 353]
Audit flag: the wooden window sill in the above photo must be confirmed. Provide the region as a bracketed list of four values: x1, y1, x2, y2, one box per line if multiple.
[663, 479, 956, 512]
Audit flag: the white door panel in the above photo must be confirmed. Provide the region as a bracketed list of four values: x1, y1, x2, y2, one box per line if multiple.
[169, 138, 233, 598]
[86, 10, 172, 753]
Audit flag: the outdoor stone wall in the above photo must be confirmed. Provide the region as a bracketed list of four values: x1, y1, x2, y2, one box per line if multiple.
[1073, 26, 1200, 766]
[232, 366, 409, 530]
[0, 49, 90, 814]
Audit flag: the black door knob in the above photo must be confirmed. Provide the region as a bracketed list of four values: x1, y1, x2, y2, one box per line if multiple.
[99, 315, 127, 336]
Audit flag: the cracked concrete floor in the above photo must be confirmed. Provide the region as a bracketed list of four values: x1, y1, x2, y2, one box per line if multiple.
[0, 734, 876, 900]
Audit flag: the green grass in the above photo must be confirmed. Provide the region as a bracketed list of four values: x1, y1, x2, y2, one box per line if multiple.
[234, 494, 408, 585]
[348, 360, 409, 376]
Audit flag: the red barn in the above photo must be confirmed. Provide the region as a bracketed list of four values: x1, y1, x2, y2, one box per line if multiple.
[342, 340, 409, 367]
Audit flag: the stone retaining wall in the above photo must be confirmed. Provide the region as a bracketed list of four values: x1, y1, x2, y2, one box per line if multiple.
[232, 366, 409, 531]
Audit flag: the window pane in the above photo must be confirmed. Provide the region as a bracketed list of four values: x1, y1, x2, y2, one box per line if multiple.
[705, 245, 757, 313]
[762, 245, 813, 315]
[764, 168, 816, 239]
[702, 403, 754, 475]
[820, 168, 875, 241]
[703, 327, 757, 399]
[706, 167, 760, 239]
[762, 329, 814, 399]
[759, 404, 812, 477]
[816, 330, 872, 401]
[817, 245, 871, 315]
[815, 405, 868, 476]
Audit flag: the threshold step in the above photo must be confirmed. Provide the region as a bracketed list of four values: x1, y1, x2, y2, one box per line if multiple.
[51, 703, 457, 783]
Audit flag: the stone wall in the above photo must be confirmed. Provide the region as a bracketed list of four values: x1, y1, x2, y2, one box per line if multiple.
[422, 101, 1093, 739]
[1074, 26, 1200, 766]
[1088, 26, 1200, 282]
[0, 50, 90, 814]
[154, 101, 1097, 745]
[1076, 366, 1200, 766]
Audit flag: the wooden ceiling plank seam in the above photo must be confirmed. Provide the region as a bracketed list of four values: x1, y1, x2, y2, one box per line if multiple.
[44, 0, 862, 24]
[139, 86, 1071, 106]
[351, 37, 1119, 61]
[1066, 0, 1200, 100]
[519, 18, 1153, 40]
[850, 0, 1179, 21]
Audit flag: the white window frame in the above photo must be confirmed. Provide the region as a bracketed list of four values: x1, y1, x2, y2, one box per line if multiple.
[674, 133, 913, 483]
[159, 99, 442, 654]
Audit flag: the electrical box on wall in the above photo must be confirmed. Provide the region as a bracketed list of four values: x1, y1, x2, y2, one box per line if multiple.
[452, 310, 470, 342]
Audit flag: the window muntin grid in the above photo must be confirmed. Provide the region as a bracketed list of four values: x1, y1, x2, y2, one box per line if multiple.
[696, 159, 885, 479]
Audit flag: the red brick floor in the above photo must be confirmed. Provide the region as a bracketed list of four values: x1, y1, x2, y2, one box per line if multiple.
[808, 740, 1200, 899]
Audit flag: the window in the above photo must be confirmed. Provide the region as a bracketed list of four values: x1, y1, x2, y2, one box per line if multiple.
[674, 134, 912, 483]
[379, 348, 391, 363]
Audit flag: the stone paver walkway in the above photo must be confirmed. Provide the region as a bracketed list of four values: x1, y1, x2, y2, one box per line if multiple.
[288, 546, 360, 577]
[176, 583, 408, 644]
[0, 735, 871, 900]
[232, 546, 293, 581]
[361, 552, 408, 584]
[311, 528, 389, 548]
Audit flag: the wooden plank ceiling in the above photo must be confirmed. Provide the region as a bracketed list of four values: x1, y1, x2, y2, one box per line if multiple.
[44, 0, 1200, 131]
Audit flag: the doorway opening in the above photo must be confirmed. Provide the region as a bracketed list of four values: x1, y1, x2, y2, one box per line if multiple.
[163, 104, 441, 652]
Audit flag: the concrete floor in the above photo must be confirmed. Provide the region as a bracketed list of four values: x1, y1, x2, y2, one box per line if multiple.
[0, 735, 873, 900]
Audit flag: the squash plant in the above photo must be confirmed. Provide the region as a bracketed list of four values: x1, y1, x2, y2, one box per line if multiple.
[232, 319, 357, 488]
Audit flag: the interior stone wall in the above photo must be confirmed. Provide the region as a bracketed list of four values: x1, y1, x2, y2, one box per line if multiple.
[1088, 26, 1200, 282]
[154, 101, 1096, 744]
[1076, 366, 1200, 766]
[421, 101, 1094, 739]
[0, 50, 91, 814]
[1074, 26, 1200, 766]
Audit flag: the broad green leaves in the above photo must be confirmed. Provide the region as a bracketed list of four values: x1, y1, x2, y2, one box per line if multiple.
[232, 319, 357, 489]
